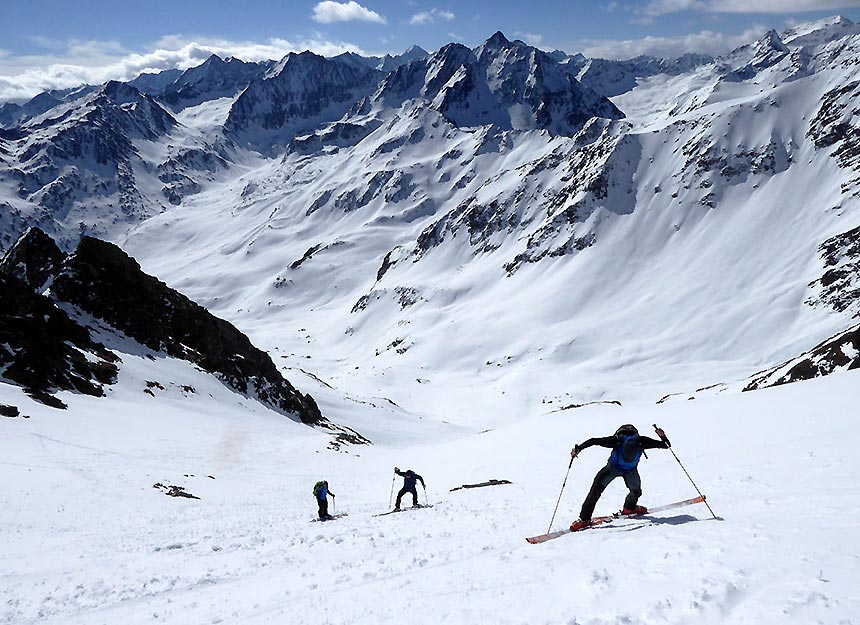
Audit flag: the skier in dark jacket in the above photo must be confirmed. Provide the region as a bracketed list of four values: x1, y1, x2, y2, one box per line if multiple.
[569, 424, 671, 531]
[394, 467, 425, 510]
[313, 480, 335, 520]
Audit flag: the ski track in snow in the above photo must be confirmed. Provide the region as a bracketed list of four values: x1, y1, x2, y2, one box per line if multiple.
[2, 366, 858, 625]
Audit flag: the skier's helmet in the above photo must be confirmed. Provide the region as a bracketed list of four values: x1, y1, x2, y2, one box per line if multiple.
[615, 424, 639, 436]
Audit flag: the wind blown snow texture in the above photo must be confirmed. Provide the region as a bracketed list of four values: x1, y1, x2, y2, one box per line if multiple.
[1, 366, 858, 624]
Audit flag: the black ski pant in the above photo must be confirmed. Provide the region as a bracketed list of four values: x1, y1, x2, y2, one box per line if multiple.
[318, 497, 330, 520]
[579, 463, 642, 522]
[395, 486, 418, 508]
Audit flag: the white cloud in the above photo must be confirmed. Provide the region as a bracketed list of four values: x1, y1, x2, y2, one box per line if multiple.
[409, 8, 456, 25]
[514, 32, 544, 46]
[639, 0, 860, 15]
[312, 1, 386, 24]
[575, 26, 766, 60]
[0, 35, 373, 102]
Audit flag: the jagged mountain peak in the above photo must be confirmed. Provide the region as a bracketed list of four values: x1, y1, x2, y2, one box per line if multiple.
[474, 31, 532, 63]
[378, 45, 431, 72]
[781, 15, 860, 47]
[225, 51, 383, 149]
[758, 29, 790, 53]
[100, 80, 147, 106]
[331, 51, 378, 72]
[159, 54, 266, 110]
[200, 53, 227, 67]
[371, 33, 621, 135]
[484, 31, 512, 48]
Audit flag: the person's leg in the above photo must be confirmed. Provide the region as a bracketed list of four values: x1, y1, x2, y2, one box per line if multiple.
[410, 487, 418, 506]
[622, 469, 643, 511]
[395, 487, 408, 509]
[319, 498, 329, 520]
[579, 464, 621, 521]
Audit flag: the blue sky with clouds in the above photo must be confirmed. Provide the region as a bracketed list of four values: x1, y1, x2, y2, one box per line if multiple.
[2, 0, 860, 100]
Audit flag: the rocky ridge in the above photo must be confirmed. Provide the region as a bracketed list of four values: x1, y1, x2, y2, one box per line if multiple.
[0, 228, 323, 425]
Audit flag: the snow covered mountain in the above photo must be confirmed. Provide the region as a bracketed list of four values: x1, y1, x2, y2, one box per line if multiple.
[576, 53, 714, 98]
[371, 32, 622, 134]
[0, 23, 859, 419]
[156, 54, 268, 111]
[0, 81, 177, 251]
[224, 51, 385, 150]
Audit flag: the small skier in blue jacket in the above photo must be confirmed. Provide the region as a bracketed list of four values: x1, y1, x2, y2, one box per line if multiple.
[569, 424, 671, 531]
[313, 480, 336, 520]
[394, 467, 426, 511]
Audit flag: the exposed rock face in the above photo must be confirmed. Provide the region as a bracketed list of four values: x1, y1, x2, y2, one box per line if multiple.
[374, 33, 623, 136]
[807, 224, 860, 316]
[0, 92, 62, 128]
[0, 273, 118, 399]
[158, 55, 267, 111]
[50, 237, 323, 423]
[225, 51, 384, 150]
[1, 82, 178, 250]
[0, 229, 323, 423]
[744, 324, 860, 390]
[0, 226, 64, 289]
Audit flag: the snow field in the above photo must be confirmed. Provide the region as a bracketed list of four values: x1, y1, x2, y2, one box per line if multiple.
[2, 358, 858, 624]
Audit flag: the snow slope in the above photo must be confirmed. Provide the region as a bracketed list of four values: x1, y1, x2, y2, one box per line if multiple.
[117, 24, 860, 425]
[2, 364, 858, 624]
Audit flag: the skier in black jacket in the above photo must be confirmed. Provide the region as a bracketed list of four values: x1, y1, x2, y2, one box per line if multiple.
[569, 424, 671, 531]
[394, 467, 426, 510]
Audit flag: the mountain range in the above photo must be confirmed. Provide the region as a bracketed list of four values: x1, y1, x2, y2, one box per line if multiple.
[1, 18, 859, 430]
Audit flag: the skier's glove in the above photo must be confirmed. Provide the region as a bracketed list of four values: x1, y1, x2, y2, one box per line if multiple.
[571, 445, 581, 458]
[654, 427, 671, 447]
[394, 466, 400, 472]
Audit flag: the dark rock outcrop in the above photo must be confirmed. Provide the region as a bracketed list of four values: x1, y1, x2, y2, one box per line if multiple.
[51, 236, 322, 423]
[0, 226, 65, 289]
[807, 224, 860, 315]
[1, 404, 21, 417]
[744, 324, 860, 391]
[0, 273, 119, 400]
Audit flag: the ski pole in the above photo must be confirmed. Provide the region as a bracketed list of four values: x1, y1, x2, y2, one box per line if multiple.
[423, 484, 429, 506]
[389, 470, 396, 508]
[547, 455, 575, 533]
[653, 424, 717, 519]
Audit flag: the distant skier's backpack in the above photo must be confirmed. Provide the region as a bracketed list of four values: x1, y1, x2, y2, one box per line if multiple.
[610, 424, 642, 473]
[313, 481, 325, 498]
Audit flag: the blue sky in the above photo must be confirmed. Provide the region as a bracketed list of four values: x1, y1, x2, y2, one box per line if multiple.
[2, 0, 860, 100]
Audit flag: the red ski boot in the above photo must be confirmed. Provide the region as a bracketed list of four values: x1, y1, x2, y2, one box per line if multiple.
[621, 505, 648, 516]
[570, 518, 591, 531]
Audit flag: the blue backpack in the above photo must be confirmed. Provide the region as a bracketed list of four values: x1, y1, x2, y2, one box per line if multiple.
[610, 434, 642, 473]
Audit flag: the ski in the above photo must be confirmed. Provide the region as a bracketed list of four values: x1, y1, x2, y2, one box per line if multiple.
[526, 495, 706, 544]
[373, 504, 434, 517]
[311, 513, 348, 522]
